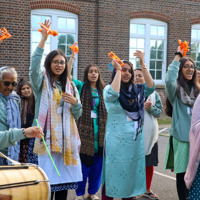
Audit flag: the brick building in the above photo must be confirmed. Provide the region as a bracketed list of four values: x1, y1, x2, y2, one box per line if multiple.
[1, 0, 200, 107]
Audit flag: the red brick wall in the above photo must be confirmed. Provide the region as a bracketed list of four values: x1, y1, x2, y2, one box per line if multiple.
[1, 0, 200, 107]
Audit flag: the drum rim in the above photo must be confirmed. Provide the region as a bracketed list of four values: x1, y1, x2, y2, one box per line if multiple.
[25, 163, 51, 200]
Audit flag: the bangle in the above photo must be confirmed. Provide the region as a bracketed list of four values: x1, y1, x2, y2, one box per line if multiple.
[22, 128, 28, 139]
[175, 51, 183, 58]
[116, 68, 122, 72]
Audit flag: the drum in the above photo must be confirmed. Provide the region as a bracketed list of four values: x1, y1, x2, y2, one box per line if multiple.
[0, 164, 50, 200]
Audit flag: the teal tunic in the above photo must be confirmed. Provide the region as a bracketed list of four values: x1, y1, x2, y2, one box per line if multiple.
[102, 84, 155, 198]
[73, 78, 99, 152]
[164, 60, 191, 173]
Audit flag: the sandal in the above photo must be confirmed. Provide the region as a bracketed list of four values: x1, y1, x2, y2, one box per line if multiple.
[143, 192, 159, 200]
[75, 196, 84, 200]
[133, 196, 139, 200]
[87, 195, 100, 200]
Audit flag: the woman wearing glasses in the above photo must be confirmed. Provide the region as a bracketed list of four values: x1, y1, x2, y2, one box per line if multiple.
[165, 46, 199, 200]
[29, 20, 82, 200]
[0, 66, 21, 165]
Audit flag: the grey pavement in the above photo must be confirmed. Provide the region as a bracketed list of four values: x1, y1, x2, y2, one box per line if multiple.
[67, 124, 179, 200]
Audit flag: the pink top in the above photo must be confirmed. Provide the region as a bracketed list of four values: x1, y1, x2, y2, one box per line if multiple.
[185, 94, 200, 189]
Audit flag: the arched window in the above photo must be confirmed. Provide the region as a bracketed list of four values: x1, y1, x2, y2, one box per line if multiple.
[130, 18, 167, 84]
[31, 9, 78, 77]
[191, 24, 200, 69]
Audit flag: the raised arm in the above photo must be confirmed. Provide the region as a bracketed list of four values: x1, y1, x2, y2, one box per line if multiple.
[165, 46, 184, 102]
[29, 20, 51, 93]
[68, 51, 76, 80]
[38, 20, 51, 49]
[110, 59, 122, 92]
[133, 50, 154, 88]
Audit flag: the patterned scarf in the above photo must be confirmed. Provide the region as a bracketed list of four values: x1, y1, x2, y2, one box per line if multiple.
[0, 92, 21, 163]
[34, 73, 80, 166]
[77, 84, 107, 166]
[176, 81, 199, 106]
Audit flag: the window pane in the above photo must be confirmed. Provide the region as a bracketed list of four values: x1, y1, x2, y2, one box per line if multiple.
[32, 31, 41, 42]
[150, 50, 156, 59]
[197, 42, 200, 52]
[58, 18, 67, 29]
[150, 40, 156, 50]
[150, 26, 157, 36]
[58, 45, 66, 53]
[158, 26, 164, 36]
[138, 39, 144, 49]
[156, 71, 162, 80]
[130, 38, 137, 48]
[150, 61, 155, 69]
[192, 29, 197, 40]
[32, 43, 38, 54]
[130, 24, 137, 34]
[196, 62, 200, 69]
[44, 44, 50, 55]
[129, 59, 135, 68]
[41, 16, 51, 23]
[67, 18, 76, 30]
[32, 15, 41, 27]
[157, 51, 164, 59]
[157, 40, 164, 50]
[197, 53, 200, 61]
[198, 30, 200, 40]
[138, 24, 145, 35]
[150, 70, 155, 79]
[58, 35, 66, 44]
[191, 53, 196, 61]
[136, 60, 140, 69]
[67, 45, 72, 55]
[129, 49, 135, 58]
[191, 42, 196, 51]
[67, 34, 75, 44]
[157, 61, 162, 69]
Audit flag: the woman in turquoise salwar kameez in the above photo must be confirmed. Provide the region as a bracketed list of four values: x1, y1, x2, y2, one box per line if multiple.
[102, 50, 155, 200]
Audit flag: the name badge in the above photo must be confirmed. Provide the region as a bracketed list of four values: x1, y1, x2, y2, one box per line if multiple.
[57, 107, 63, 114]
[187, 106, 192, 115]
[91, 111, 97, 119]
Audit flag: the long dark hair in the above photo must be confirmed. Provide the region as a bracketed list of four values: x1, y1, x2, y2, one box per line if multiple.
[17, 78, 35, 115]
[165, 57, 198, 117]
[44, 49, 68, 92]
[82, 64, 105, 103]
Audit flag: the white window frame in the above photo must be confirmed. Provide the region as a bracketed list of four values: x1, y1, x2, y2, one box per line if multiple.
[31, 9, 78, 78]
[130, 18, 168, 85]
[191, 24, 200, 69]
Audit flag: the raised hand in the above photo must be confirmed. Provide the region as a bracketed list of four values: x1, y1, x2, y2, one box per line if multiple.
[133, 50, 145, 66]
[145, 98, 152, 111]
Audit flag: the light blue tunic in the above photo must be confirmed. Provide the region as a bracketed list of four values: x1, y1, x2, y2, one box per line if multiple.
[102, 84, 154, 198]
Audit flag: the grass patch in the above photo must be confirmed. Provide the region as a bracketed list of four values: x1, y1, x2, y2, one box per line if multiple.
[158, 118, 172, 125]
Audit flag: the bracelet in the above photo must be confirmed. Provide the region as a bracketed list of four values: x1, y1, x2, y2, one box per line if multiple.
[116, 68, 122, 72]
[175, 51, 183, 58]
[22, 128, 28, 139]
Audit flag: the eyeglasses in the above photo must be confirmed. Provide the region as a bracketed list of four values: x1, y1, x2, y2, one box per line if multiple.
[183, 65, 197, 70]
[52, 60, 65, 65]
[2, 81, 17, 87]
